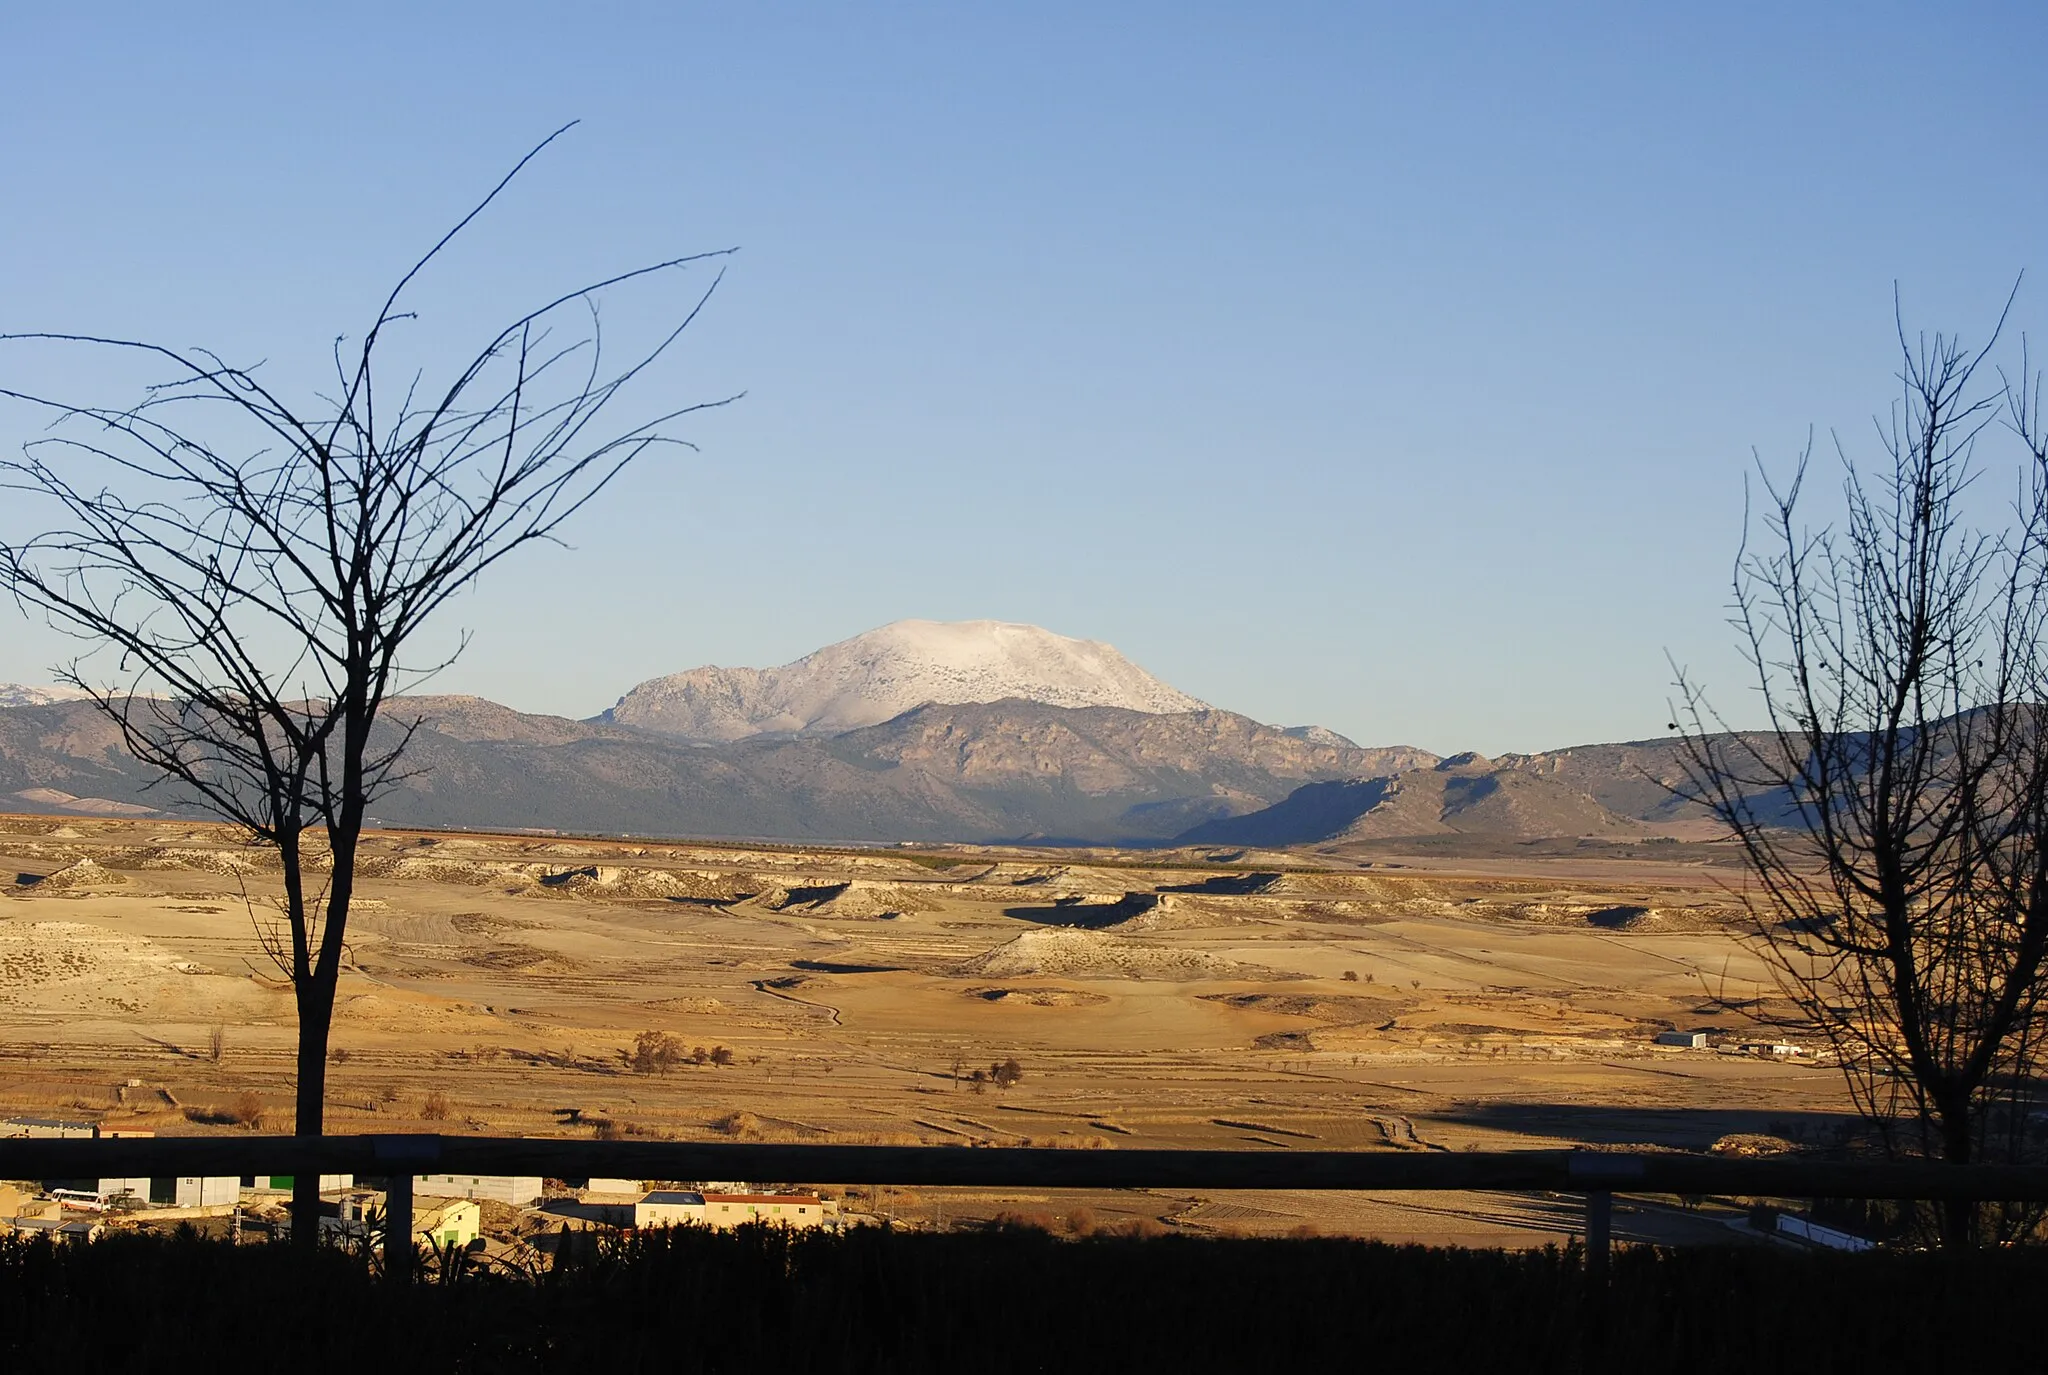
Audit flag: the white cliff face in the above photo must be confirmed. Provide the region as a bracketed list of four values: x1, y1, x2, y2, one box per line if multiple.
[604, 620, 1210, 741]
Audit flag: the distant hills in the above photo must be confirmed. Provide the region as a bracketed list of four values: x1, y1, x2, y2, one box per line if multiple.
[0, 620, 1727, 846]
[0, 694, 1435, 843]
[1178, 747, 1704, 848]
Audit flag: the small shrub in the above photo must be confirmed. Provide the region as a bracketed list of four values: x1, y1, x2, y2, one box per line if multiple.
[991, 1210, 1057, 1233]
[709, 1045, 734, 1067]
[1341, 970, 1359, 983]
[331, 1047, 350, 1063]
[1119, 1217, 1168, 1239]
[711, 1110, 760, 1138]
[230, 1091, 265, 1129]
[1065, 1206, 1099, 1237]
[420, 1090, 450, 1121]
[207, 1025, 226, 1063]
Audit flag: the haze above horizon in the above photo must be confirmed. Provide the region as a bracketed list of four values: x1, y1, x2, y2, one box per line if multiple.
[3, 2, 2043, 757]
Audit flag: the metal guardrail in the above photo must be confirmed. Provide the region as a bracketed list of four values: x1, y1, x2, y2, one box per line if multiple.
[7, 1135, 2045, 1281]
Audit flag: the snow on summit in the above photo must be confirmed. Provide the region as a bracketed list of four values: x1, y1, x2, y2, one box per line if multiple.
[0, 684, 92, 709]
[603, 620, 1209, 741]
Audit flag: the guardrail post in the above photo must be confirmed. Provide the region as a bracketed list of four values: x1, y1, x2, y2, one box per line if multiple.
[1584, 1189, 1611, 1285]
[372, 1134, 443, 1284]
[385, 1171, 414, 1283]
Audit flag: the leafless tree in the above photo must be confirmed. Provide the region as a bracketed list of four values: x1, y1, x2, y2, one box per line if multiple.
[0, 125, 734, 1244]
[631, 1030, 685, 1075]
[1673, 291, 2048, 1243]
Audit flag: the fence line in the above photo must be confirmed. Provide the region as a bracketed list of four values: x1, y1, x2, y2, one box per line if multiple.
[7, 1136, 2048, 1199]
[7, 1135, 2047, 1280]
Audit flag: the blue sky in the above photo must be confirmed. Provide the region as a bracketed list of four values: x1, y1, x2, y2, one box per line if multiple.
[2, 3, 2044, 755]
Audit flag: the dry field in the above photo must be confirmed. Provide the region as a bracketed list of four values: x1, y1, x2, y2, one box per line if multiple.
[0, 815, 1851, 1246]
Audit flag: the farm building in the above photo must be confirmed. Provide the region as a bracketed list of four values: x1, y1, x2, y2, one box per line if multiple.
[416, 1174, 545, 1206]
[2, 1116, 97, 1139]
[1655, 1030, 1710, 1049]
[701, 1193, 837, 1230]
[632, 1191, 838, 1231]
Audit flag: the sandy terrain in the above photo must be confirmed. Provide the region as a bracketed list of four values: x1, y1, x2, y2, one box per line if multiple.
[0, 816, 1846, 1246]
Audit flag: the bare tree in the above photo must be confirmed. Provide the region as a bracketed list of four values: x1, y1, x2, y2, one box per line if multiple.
[1673, 292, 2048, 1243]
[0, 126, 733, 1244]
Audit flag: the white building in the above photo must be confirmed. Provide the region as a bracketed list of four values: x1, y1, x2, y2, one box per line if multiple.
[90, 1177, 241, 1208]
[1655, 1030, 1710, 1049]
[634, 1191, 706, 1228]
[416, 1174, 544, 1206]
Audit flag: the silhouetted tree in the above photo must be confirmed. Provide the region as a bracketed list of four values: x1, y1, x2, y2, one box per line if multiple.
[1674, 291, 2048, 1244]
[0, 125, 733, 1245]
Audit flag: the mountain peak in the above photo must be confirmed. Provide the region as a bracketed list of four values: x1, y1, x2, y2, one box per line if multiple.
[603, 619, 1209, 741]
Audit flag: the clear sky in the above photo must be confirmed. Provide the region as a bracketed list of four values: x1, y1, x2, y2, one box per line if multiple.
[2, 2, 2044, 756]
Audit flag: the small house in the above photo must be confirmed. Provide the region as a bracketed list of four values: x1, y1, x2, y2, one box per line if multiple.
[417, 1198, 482, 1251]
[1655, 1030, 1710, 1049]
[323, 1188, 383, 1238]
[11, 1216, 103, 1243]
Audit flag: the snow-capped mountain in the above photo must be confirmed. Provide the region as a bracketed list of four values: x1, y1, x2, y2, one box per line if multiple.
[0, 684, 91, 709]
[602, 619, 1210, 741]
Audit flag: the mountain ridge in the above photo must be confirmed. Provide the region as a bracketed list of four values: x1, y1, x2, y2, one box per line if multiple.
[0, 694, 1440, 845]
[602, 619, 1210, 741]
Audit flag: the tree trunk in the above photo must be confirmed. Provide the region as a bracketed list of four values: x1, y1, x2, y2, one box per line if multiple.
[1937, 1094, 1976, 1247]
[289, 977, 335, 1249]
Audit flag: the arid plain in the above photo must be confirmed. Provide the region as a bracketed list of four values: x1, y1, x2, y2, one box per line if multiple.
[0, 814, 1851, 1246]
